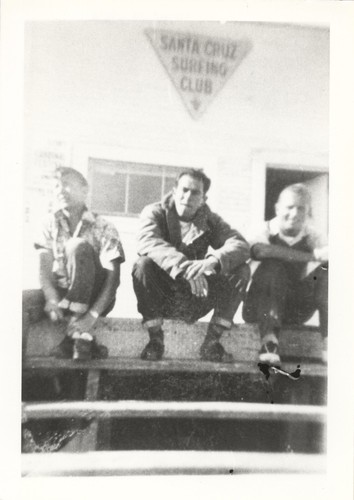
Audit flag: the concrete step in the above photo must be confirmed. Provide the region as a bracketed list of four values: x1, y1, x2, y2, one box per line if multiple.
[24, 317, 326, 376]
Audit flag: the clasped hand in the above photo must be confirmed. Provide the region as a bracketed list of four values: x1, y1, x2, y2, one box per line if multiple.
[67, 313, 97, 336]
[179, 257, 218, 298]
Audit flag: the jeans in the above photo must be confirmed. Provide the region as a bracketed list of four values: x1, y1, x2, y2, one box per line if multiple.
[132, 256, 250, 329]
[242, 259, 328, 338]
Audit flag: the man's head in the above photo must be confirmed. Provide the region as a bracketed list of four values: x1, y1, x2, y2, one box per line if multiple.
[53, 167, 88, 211]
[275, 183, 311, 236]
[173, 169, 210, 221]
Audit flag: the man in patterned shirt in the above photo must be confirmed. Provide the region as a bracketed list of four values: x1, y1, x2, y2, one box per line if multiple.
[34, 166, 125, 360]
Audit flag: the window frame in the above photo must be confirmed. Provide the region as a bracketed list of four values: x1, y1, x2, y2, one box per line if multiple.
[87, 158, 182, 217]
[72, 143, 218, 219]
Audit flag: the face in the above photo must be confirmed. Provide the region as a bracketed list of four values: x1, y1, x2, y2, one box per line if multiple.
[173, 175, 206, 221]
[276, 190, 310, 236]
[54, 174, 88, 211]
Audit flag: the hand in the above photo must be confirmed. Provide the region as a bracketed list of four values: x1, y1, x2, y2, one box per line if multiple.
[44, 299, 64, 322]
[187, 275, 209, 298]
[180, 257, 219, 280]
[67, 312, 97, 336]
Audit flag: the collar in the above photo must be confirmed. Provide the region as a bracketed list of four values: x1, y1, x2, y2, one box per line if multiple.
[269, 217, 309, 245]
[161, 192, 210, 246]
[53, 206, 96, 225]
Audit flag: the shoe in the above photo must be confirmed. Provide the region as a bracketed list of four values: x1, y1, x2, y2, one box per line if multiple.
[140, 339, 164, 361]
[200, 341, 234, 363]
[92, 339, 109, 359]
[259, 341, 281, 366]
[73, 337, 93, 361]
[321, 337, 328, 364]
[50, 335, 74, 359]
[73, 336, 109, 361]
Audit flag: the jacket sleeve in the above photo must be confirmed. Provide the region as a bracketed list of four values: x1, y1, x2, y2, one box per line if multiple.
[207, 213, 250, 274]
[137, 204, 187, 278]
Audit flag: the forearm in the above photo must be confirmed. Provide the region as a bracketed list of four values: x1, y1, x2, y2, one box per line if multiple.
[38, 251, 60, 302]
[251, 243, 315, 263]
[90, 267, 120, 316]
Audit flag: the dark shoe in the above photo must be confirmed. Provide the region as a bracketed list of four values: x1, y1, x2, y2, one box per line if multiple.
[259, 341, 281, 366]
[200, 341, 234, 363]
[140, 339, 165, 361]
[92, 339, 109, 359]
[50, 336, 74, 359]
[73, 337, 93, 361]
[73, 336, 109, 361]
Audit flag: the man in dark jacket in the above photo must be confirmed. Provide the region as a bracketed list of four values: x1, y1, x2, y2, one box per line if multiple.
[132, 168, 250, 362]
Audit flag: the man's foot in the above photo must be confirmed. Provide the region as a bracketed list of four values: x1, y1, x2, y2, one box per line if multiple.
[50, 335, 74, 359]
[259, 340, 281, 366]
[140, 339, 165, 361]
[73, 336, 92, 361]
[321, 337, 328, 364]
[73, 335, 109, 361]
[200, 341, 234, 363]
[92, 338, 109, 359]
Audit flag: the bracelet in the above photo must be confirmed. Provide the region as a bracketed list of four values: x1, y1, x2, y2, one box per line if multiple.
[88, 310, 100, 319]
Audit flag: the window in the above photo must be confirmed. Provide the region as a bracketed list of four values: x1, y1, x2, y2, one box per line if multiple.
[88, 158, 183, 216]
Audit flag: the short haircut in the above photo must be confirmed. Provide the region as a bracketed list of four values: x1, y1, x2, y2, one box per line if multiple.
[175, 168, 211, 194]
[277, 183, 312, 206]
[54, 166, 88, 188]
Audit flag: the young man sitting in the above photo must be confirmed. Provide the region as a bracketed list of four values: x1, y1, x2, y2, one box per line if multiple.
[33, 166, 125, 360]
[132, 168, 250, 363]
[243, 183, 328, 365]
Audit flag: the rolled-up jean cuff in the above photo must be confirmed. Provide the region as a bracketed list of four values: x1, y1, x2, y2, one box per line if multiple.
[210, 316, 232, 329]
[69, 302, 89, 314]
[143, 318, 163, 329]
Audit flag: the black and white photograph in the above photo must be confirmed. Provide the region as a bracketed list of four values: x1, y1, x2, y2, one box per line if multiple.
[1, 1, 354, 499]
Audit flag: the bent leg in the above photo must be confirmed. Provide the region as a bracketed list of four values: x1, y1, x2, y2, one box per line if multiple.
[132, 256, 177, 327]
[209, 263, 250, 329]
[59, 238, 106, 314]
[285, 264, 328, 338]
[200, 264, 250, 363]
[243, 260, 288, 338]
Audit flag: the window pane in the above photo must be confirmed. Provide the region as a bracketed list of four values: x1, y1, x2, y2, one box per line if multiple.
[91, 168, 126, 213]
[128, 175, 161, 214]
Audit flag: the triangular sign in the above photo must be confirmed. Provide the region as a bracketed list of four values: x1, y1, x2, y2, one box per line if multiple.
[145, 29, 251, 119]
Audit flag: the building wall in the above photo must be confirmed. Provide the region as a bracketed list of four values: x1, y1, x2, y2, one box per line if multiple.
[23, 20, 329, 318]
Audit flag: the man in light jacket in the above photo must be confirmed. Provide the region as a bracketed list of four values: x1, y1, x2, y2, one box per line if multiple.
[132, 168, 250, 362]
[243, 183, 328, 365]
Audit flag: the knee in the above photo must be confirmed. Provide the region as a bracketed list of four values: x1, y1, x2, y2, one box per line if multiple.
[132, 256, 156, 281]
[229, 263, 251, 289]
[64, 237, 93, 257]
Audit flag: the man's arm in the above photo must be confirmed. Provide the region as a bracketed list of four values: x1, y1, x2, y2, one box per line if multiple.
[207, 212, 250, 273]
[137, 204, 187, 277]
[90, 262, 120, 315]
[38, 250, 64, 321]
[252, 243, 317, 262]
[250, 219, 328, 263]
[68, 260, 121, 335]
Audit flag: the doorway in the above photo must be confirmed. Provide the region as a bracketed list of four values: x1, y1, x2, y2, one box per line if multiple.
[265, 166, 329, 235]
